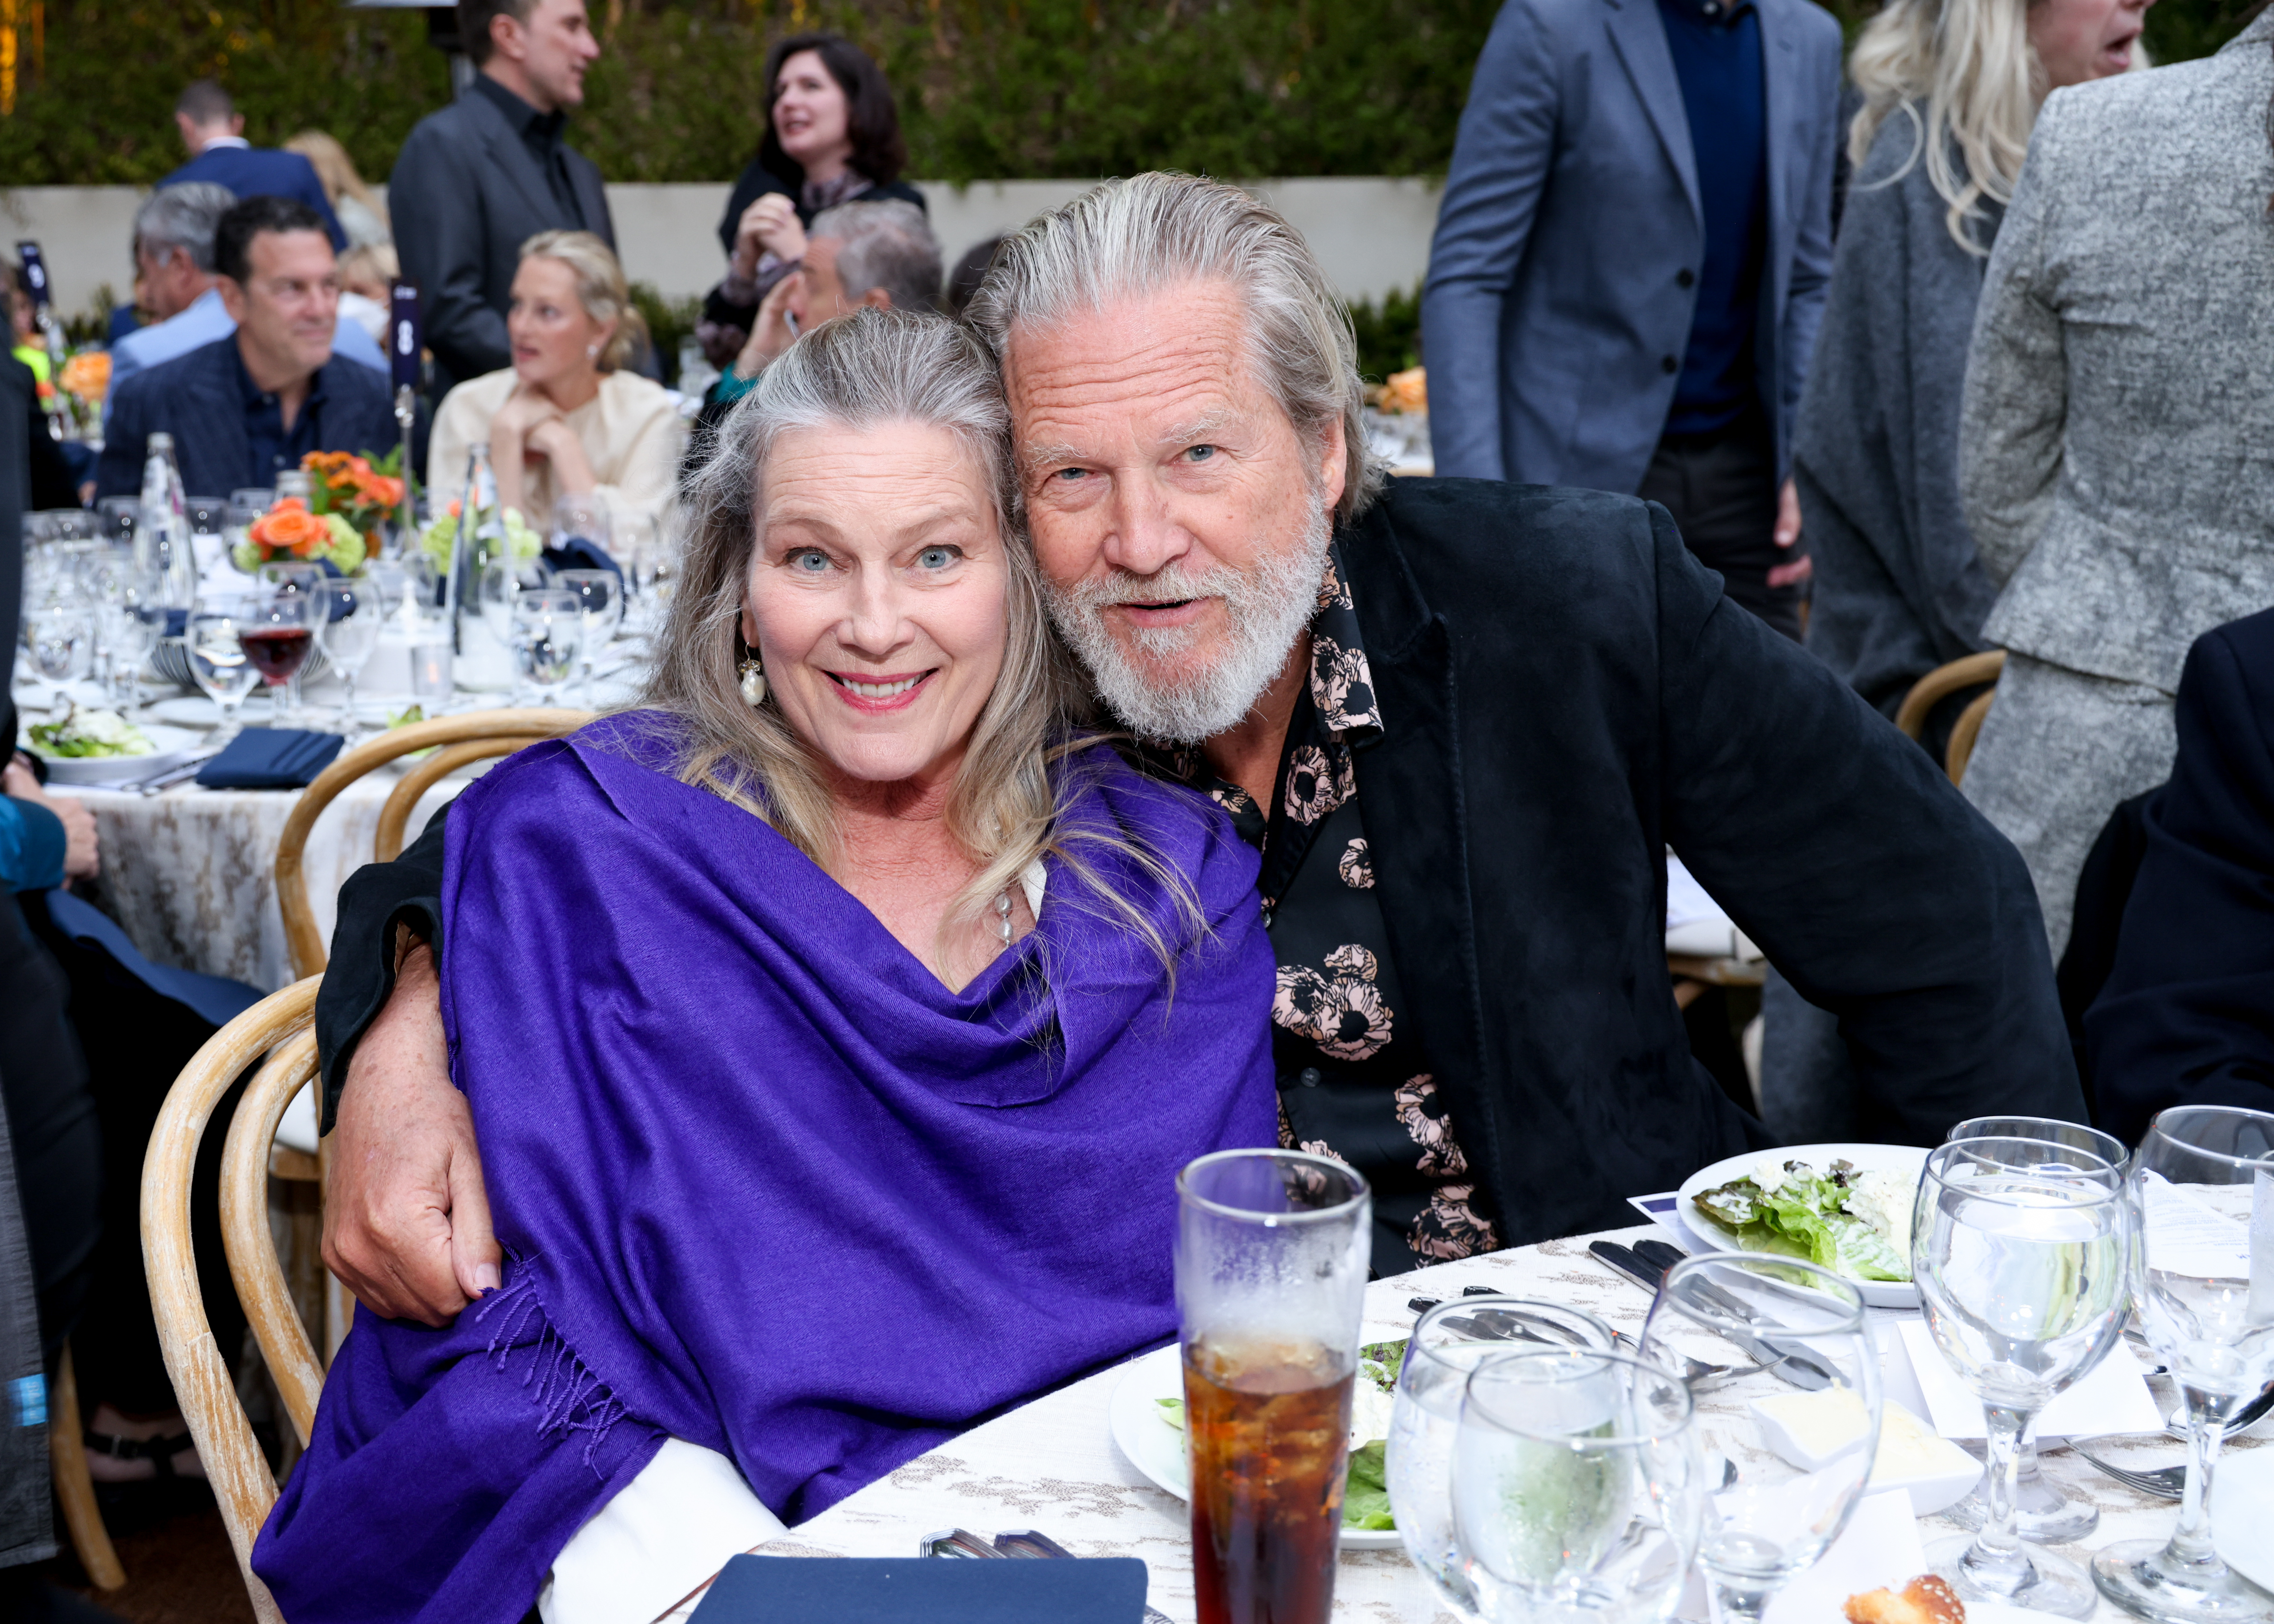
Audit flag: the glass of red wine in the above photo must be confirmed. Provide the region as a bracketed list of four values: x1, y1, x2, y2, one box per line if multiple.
[242, 585, 318, 726]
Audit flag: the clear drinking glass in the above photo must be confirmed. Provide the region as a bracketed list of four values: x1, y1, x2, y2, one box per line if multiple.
[1916, 1135, 2130, 1617]
[1391, 1297, 1618, 1616]
[96, 494, 139, 550]
[242, 586, 318, 724]
[28, 602, 91, 700]
[224, 489, 273, 572]
[549, 492, 612, 557]
[1450, 1347, 1705, 1624]
[2092, 1105, 2274, 1624]
[552, 567, 620, 708]
[320, 577, 383, 734]
[1939, 1116, 2132, 1544]
[511, 588, 583, 707]
[187, 596, 261, 743]
[1174, 1149, 1371, 1624]
[1637, 1253, 1881, 1624]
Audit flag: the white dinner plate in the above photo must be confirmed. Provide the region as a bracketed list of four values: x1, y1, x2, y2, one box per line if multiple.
[1105, 1343, 1403, 1551]
[1674, 1142, 1929, 1309]
[29, 720, 205, 785]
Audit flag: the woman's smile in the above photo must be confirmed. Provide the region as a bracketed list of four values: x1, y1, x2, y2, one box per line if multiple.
[828, 669, 935, 710]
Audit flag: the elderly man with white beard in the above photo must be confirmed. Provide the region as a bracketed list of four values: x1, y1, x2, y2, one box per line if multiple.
[311, 173, 2079, 1312]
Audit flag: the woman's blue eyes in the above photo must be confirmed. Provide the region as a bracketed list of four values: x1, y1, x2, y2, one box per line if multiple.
[789, 551, 830, 572]
[917, 547, 957, 570]
[784, 547, 959, 572]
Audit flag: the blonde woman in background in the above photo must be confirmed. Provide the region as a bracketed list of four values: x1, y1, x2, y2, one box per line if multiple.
[428, 231, 688, 533]
[1761, 0, 2150, 1199]
[336, 242, 398, 348]
[284, 130, 391, 248]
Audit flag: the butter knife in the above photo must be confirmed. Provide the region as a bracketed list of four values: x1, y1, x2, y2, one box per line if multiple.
[1587, 1240, 1832, 1390]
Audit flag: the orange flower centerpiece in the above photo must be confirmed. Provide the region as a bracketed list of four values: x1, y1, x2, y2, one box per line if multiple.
[234, 448, 407, 574]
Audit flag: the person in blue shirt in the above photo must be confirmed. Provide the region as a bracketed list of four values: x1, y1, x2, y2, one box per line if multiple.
[106, 183, 385, 426]
[95, 196, 400, 501]
[160, 80, 346, 253]
[1421, 0, 1844, 639]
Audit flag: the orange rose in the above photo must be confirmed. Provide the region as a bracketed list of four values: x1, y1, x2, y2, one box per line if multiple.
[60, 351, 109, 400]
[249, 499, 331, 558]
[353, 471, 405, 509]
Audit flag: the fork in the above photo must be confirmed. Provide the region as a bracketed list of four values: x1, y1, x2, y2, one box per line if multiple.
[2068, 1442, 2186, 1500]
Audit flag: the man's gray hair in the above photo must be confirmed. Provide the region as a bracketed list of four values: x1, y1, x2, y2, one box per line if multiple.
[965, 172, 1382, 525]
[133, 182, 236, 273]
[810, 198, 942, 318]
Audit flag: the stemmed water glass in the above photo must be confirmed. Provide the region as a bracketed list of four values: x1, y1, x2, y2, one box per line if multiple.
[243, 586, 318, 725]
[1390, 1297, 1618, 1617]
[511, 588, 583, 707]
[1448, 1346, 1705, 1623]
[320, 577, 383, 735]
[1916, 1135, 2131, 1617]
[97, 565, 166, 710]
[186, 595, 260, 744]
[1639, 1254, 1881, 1624]
[27, 601, 91, 704]
[1939, 1116, 2132, 1545]
[224, 489, 274, 572]
[552, 567, 620, 708]
[2093, 1105, 2274, 1624]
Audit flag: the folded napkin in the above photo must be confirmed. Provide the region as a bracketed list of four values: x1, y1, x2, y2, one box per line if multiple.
[544, 536, 624, 583]
[687, 1555, 1150, 1624]
[195, 727, 346, 790]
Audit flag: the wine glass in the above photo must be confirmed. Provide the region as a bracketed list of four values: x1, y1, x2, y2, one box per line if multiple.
[224, 489, 273, 572]
[1638, 1253, 1881, 1624]
[186, 596, 261, 744]
[552, 568, 620, 708]
[1916, 1135, 2130, 1617]
[2092, 1105, 2274, 1624]
[1449, 1346, 1704, 1624]
[242, 586, 318, 726]
[1391, 1297, 1618, 1617]
[28, 601, 91, 705]
[549, 492, 612, 558]
[320, 577, 383, 735]
[98, 568, 166, 710]
[97, 494, 139, 552]
[512, 588, 582, 707]
[1939, 1116, 2131, 1545]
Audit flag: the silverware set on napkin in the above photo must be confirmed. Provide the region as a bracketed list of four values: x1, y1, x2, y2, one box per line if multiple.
[921, 1527, 1173, 1624]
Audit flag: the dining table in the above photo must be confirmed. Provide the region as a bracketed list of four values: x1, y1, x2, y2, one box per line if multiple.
[751, 1222, 2264, 1624]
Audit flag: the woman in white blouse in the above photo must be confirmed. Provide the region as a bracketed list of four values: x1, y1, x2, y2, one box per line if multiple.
[429, 231, 688, 535]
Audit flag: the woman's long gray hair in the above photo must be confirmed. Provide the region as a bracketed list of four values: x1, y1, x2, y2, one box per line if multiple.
[642, 306, 1204, 977]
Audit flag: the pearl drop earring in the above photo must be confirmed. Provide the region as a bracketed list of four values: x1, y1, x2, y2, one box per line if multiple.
[739, 652, 767, 707]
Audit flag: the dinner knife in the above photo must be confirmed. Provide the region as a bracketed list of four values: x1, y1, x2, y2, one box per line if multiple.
[1587, 1241, 1833, 1390]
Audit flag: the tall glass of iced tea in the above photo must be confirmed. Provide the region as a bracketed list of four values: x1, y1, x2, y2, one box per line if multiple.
[1175, 1149, 1371, 1624]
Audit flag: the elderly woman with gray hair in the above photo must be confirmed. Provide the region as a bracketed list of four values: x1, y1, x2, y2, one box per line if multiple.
[1955, 8, 2274, 958]
[252, 307, 1278, 1624]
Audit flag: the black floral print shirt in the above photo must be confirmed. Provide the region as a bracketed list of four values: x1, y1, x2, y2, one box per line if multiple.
[1149, 545, 1501, 1277]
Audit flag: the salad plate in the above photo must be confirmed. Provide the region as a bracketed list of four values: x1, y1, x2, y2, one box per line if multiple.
[29, 713, 205, 785]
[1674, 1142, 1928, 1309]
[1106, 1343, 1403, 1550]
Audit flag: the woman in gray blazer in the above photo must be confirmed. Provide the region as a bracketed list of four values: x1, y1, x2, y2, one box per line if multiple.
[1958, 13, 2274, 957]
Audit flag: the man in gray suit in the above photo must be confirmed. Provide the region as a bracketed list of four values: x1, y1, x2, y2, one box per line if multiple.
[1422, 0, 1843, 638]
[389, 0, 610, 394]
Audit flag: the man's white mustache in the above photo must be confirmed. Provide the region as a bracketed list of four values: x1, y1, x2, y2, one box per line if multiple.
[1056, 567, 1243, 610]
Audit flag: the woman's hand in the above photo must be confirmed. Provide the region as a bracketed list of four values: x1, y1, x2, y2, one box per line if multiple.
[490, 383, 563, 451]
[526, 417, 597, 497]
[5, 754, 98, 880]
[731, 193, 807, 280]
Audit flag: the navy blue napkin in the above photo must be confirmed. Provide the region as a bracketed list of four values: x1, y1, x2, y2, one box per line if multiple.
[543, 535, 624, 583]
[687, 1556, 1150, 1624]
[195, 726, 346, 790]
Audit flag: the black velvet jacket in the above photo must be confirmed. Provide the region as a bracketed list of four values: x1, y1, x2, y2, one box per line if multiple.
[315, 477, 2083, 1246]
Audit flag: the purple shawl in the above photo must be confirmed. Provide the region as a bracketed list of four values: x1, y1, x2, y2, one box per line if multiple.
[254, 714, 1277, 1623]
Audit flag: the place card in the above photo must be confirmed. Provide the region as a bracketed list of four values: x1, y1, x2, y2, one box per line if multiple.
[1895, 1318, 2163, 1440]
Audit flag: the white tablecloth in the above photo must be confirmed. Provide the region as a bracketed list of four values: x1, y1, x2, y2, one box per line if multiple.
[755, 1225, 2259, 1624]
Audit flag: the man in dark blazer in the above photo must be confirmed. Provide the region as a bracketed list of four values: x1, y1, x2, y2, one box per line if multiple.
[160, 79, 346, 252]
[2086, 609, 2274, 1142]
[307, 176, 2079, 1324]
[1422, 0, 1843, 638]
[95, 197, 398, 500]
[389, 0, 610, 394]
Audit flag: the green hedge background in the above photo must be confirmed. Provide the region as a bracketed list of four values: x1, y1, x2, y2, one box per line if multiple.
[2, 0, 2259, 188]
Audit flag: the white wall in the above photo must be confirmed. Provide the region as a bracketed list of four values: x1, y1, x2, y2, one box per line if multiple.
[0, 175, 1440, 320]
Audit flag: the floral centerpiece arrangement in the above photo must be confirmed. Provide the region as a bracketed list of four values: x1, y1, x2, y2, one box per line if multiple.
[418, 500, 543, 576]
[234, 449, 406, 575]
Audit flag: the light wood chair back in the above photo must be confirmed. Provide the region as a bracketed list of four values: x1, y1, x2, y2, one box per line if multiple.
[143, 976, 327, 1624]
[1895, 650, 2005, 788]
[275, 708, 592, 979]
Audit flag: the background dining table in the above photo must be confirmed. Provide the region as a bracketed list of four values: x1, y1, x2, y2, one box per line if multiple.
[750, 1223, 2265, 1624]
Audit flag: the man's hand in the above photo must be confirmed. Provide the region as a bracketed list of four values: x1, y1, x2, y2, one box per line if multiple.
[6, 755, 99, 879]
[731, 193, 805, 280]
[321, 942, 500, 1325]
[1768, 476, 1813, 589]
[734, 273, 802, 379]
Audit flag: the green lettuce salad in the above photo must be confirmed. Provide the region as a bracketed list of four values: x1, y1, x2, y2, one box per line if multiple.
[1689, 1157, 1913, 1282]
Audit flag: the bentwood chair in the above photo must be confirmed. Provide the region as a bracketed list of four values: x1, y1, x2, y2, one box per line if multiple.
[145, 976, 325, 1624]
[1896, 649, 2005, 788]
[274, 708, 594, 981]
